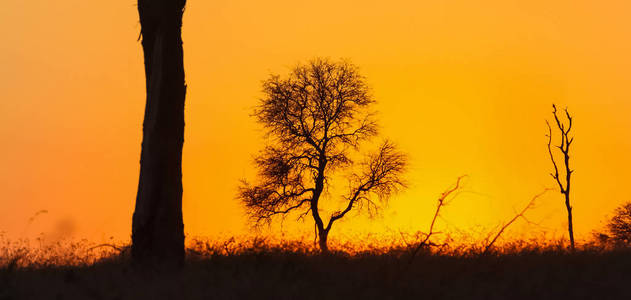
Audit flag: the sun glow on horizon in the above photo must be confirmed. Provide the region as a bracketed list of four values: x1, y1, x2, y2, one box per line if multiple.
[2, 0, 631, 247]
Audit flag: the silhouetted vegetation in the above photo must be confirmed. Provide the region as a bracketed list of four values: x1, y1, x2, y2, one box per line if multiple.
[3, 237, 631, 299]
[596, 202, 631, 246]
[6, 0, 631, 297]
[546, 104, 576, 251]
[482, 189, 550, 254]
[405, 176, 465, 264]
[239, 58, 407, 253]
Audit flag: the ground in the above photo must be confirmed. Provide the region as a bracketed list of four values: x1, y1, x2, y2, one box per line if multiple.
[2, 242, 631, 299]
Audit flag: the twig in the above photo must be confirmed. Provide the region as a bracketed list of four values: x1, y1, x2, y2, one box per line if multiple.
[483, 189, 551, 254]
[408, 175, 466, 264]
[87, 243, 125, 253]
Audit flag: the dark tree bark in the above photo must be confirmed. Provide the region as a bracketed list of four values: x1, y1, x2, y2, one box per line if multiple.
[131, 0, 187, 266]
[318, 229, 329, 253]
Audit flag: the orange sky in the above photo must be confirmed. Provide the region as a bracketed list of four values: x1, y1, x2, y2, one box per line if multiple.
[2, 0, 631, 245]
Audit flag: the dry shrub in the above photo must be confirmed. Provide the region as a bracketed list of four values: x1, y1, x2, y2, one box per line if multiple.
[0, 234, 126, 269]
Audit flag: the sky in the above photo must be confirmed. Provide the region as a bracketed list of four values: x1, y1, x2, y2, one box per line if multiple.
[1, 0, 631, 245]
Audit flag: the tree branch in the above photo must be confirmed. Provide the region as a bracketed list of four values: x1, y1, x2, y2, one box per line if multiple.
[483, 188, 550, 254]
[408, 175, 466, 264]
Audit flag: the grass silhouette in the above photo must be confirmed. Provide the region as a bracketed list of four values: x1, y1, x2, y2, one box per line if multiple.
[2, 236, 631, 299]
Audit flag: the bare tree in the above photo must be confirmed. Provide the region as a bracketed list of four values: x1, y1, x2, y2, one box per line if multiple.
[239, 58, 407, 253]
[131, 0, 187, 266]
[546, 104, 575, 251]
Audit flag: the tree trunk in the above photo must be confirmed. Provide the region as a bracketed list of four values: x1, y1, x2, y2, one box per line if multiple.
[318, 229, 329, 254]
[311, 159, 329, 254]
[131, 0, 187, 266]
[564, 136, 575, 251]
[566, 195, 575, 251]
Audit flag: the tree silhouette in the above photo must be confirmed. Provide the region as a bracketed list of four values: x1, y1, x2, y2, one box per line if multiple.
[603, 202, 631, 245]
[239, 58, 407, 253]
[131, 0, 187, 266]
[546, 104, 575, 251]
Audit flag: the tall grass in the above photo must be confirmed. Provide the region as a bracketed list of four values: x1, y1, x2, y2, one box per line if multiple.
[2, 234, 631, 299]
[1, 232, 627, 269]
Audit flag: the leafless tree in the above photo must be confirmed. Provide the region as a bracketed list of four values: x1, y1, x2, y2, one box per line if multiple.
[131, 0, 187, 266]
[239, 58, 407, 253]
[546, 104, 575, 251]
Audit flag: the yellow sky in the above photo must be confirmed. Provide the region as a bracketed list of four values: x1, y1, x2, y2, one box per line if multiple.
[2, 0, 631, 244]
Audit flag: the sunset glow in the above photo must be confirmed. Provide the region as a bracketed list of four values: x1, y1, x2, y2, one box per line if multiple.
[2, 0, 631, 246]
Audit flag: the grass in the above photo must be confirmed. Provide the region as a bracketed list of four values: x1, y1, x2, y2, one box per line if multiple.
[2, 237, 631, 299]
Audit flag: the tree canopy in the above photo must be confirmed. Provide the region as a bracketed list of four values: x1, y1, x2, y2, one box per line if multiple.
[238, 58, 407, 252]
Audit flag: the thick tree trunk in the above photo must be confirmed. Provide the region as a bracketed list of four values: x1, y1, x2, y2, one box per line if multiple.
[131, 0, 187, 266]
[312, 162, 329, 254]
[318, 229, 329, 254]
